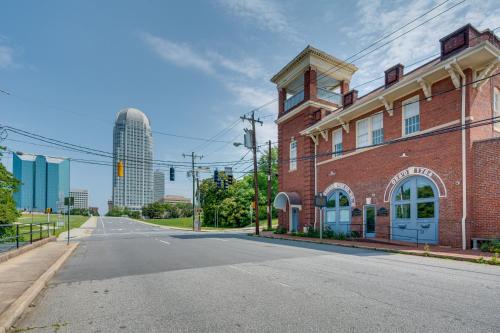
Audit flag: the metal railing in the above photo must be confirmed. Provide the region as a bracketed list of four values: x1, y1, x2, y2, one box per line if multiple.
[0, 222, 53, 253]
[312, 223, 443, 248]
[317, 88, 342, 105]
[284, 91, 304, 112]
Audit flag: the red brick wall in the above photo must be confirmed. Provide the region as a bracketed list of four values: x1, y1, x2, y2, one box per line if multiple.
[277, 106, 317, 231]
[472, 137, 500, 239]
[276, 66, 498, 247]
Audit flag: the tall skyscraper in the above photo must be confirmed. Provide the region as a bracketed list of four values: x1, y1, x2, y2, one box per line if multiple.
[153, 170, 165, 202]
[13, 153, 70, 212]
[112, 108, 154, 210]
[70, 188, 89, 209]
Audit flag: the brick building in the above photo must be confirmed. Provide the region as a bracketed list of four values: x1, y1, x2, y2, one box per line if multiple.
[272, 24, 499, 249]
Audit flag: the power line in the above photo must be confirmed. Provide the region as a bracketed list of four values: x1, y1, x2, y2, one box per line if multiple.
[3, 126, 254, 167]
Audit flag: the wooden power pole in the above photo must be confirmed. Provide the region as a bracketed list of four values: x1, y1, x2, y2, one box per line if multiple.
[240, 111, 263, 235]
[267, 140, 272, 230]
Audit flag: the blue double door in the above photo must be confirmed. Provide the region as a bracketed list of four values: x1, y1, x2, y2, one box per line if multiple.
[392, 176, 439, 244]
[325, 190, 351, 234]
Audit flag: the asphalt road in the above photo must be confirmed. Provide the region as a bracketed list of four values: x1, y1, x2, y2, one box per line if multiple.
[14, 217, 500, 332]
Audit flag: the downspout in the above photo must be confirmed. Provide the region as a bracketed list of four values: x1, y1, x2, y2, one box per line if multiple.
[451, 60, 467, 250]
[314, 142, 317, 230]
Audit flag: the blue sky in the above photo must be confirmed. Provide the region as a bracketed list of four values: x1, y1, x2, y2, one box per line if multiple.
[1, 0, 498, 212]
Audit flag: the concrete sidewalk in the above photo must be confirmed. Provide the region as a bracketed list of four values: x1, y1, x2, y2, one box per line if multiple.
[259, 231, 499, 264]
[0, 242, 78, 333]
[57, 216, 96, 241]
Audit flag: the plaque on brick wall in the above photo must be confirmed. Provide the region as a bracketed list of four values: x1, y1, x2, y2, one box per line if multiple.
[352, 208, 362, 217]
[377, 207, 388, 216]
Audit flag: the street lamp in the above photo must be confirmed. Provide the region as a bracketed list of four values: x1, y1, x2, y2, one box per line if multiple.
[233, 142, 243, 147]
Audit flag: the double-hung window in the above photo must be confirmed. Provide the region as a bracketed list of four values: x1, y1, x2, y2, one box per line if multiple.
[356, 113, 384, 148]
[403, 96, 420, 135]
[371, 113, 384, 144]
[332, 129, 343, 157]
[289, 138, 297, 171]
[494, 87, 500, 132]
[357, 118, 370, 148]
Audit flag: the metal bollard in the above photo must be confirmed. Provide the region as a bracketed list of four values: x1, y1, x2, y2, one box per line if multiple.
[16, 224, 19, 248]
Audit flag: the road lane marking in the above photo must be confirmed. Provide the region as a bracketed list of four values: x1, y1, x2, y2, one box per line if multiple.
[156, 239, 170, 245]
[99, 215, 106, 234]
[214, 238, 228, 242]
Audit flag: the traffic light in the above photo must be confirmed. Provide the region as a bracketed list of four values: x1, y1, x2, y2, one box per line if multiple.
[170, 167, 175, 181]
[227, 174, 233, 185]
[223, 180, 228, 190]
[117, 160, 124, 177]
[214, 169, 219, 183]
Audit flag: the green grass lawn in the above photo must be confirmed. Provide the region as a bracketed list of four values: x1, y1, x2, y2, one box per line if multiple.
[141, 217, 193, 229]
[141, 217, 278, 231]
[17, 214, 90, 238]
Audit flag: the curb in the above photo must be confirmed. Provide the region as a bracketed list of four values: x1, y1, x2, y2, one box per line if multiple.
[0, 242, 79, 333]
[0, 237, 57, 264]
[254, 234, 496, 264]
[133, 218, 265, 233]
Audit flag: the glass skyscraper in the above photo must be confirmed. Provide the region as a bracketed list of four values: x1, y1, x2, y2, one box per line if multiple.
[153, 170, 165, 202]
[13, 153, 70, 212]
[112, 108, 154, 210]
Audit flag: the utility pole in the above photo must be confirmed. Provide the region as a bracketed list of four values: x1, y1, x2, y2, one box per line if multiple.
[183, 152, 203, 231]
[240, 111, 263, 235]
[267, 140, 272, 230]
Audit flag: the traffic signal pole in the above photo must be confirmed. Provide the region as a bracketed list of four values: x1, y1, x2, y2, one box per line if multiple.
[241, 111, 263, 235]
[183, 152, 203, 231]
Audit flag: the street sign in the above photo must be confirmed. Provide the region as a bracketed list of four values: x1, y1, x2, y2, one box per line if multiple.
[64, 197, 74, 206]
[314, 193, 327, 207]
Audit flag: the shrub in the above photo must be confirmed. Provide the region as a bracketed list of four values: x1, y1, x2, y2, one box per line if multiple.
[273, 226, 287, 234]
[480, 240, 500, 254]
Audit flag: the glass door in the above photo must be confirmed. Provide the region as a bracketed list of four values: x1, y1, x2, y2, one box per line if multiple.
[364, 205, 376, 237]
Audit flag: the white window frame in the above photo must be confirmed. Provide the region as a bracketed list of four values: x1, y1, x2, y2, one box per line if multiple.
[289, 138, 297, 171]
[356, 112, 384, 148]
[402, 95, 420, 136]
[494, 87, 500, 132]
[332, 128, 343, 157]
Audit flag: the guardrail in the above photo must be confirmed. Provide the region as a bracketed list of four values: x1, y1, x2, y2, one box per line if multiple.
[318, 223, 442, 248]
[0, 222, 53, 253]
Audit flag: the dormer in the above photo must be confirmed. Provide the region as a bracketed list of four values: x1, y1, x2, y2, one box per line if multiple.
[271, 45, 358, 117]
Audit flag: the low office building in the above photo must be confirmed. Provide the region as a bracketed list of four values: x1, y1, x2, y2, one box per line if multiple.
[13, 153, 70, 213]
[272, 24, 499, 248]
[70, 188, 89, 210]
[162, 195, 191, 205]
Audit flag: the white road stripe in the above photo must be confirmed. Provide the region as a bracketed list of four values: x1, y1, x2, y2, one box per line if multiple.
[157, 239, 170, 245]
[99, 214, 106, 234]
[214, 238, 228, 242]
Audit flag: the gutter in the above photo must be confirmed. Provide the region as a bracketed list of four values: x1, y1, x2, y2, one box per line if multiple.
[450, 60, 468, 250]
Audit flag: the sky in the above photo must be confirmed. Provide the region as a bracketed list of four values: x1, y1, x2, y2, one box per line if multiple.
[1, 0, 498, 213]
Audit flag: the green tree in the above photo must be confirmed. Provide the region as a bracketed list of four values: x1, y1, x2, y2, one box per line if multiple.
[0, 147, 21, 238]
[199, 146, 278, 227]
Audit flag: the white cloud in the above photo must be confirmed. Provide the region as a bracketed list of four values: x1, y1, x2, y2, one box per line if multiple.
[141, 33, 215, 74]
[0, 46, 14, 69]
[224, 83, 277, 141]
[345, 0, 500, 93]
[206, 51, 267, 80]
[141, 33, 268, 80]
[215, 0, 299, 40]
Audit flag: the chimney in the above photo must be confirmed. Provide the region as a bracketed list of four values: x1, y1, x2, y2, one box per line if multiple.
[343, 90, 358, 108]
[384, 64, 404, 87]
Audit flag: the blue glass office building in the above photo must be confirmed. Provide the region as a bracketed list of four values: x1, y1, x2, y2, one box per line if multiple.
[13, 153, 70, 212]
